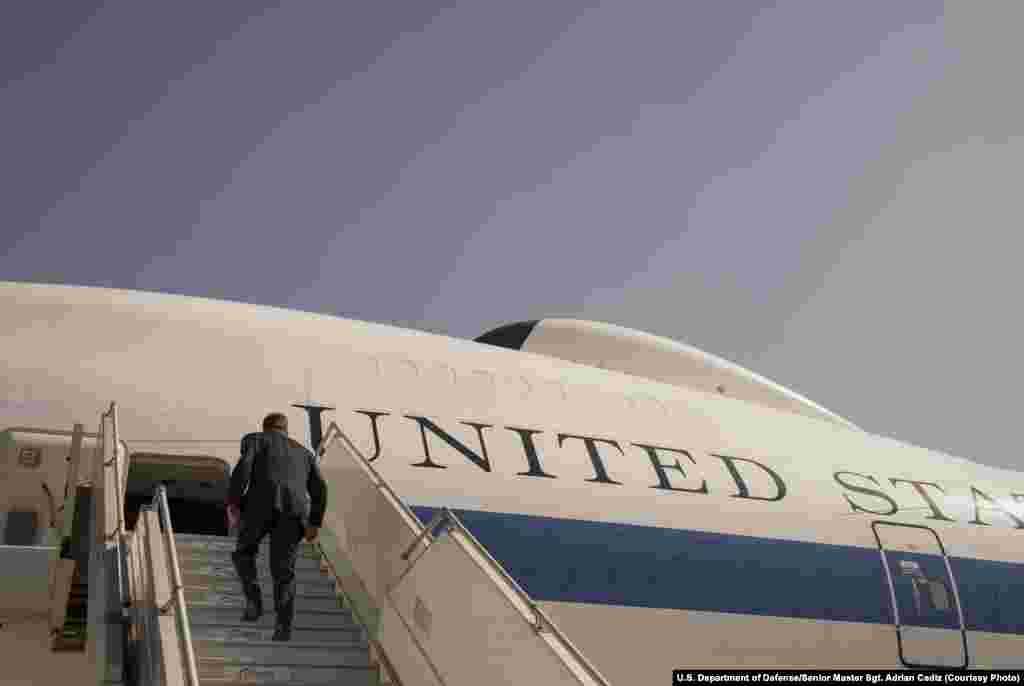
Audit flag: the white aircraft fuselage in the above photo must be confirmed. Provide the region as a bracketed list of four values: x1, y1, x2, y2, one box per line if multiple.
[1, 281, 1022, 680]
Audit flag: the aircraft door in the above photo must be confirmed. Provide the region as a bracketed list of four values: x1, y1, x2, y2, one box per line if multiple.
[872, 522, 968, 668]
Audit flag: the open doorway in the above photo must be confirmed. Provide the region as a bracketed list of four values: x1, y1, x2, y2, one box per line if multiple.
[123, 453, 231, 537]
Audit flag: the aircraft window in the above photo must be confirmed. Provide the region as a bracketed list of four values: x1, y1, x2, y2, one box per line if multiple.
[897, 559, 921, 576]
[897, 558, 953, 615]
[3, 509, 39, 545]
[925, 579, 951, 611]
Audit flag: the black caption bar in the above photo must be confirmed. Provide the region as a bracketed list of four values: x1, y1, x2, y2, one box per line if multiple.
[672, 671, 1023, 684]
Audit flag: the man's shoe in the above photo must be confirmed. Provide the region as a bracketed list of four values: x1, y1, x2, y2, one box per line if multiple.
[241, 585, 263, 622]
[271, 624, 292, 642]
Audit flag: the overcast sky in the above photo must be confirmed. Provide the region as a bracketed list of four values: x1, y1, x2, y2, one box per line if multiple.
[3, 2, 1022, 470]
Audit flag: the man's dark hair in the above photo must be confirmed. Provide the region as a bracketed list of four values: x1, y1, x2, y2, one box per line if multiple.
[262, 412, 288, 433]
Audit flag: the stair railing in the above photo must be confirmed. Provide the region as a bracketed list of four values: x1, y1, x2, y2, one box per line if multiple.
[150, 483, 200, 686]
[398, 506, 610, 683]
[94, 403, 198, 685]
[318, 421, 614, 686]
[128, 483, 201, 685]
[98, 403, 129, 614]
[88, 403, 133, 683]
[316, 421, 409, 686]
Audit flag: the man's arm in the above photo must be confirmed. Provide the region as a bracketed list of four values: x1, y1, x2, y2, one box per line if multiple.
[306, 450, 328, 528]
[226, 433, 260, 509]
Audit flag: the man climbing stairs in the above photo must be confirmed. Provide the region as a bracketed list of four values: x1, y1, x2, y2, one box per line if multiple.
[174, 533, 381, 685]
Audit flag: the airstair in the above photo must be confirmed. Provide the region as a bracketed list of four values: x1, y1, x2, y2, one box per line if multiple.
[35, 402, 613, 686]
[174, 534, 376, 684]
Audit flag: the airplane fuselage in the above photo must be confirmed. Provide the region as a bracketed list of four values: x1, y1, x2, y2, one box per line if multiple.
[2, 282, 1022, 680]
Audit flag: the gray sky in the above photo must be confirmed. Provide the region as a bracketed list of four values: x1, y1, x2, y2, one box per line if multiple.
[3, 2, 1022, 470]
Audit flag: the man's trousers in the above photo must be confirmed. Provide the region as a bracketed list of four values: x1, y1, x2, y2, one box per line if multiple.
[231, 508, 304, 627]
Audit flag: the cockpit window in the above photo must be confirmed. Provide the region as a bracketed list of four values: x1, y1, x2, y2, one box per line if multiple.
[474, 321, 539, 350]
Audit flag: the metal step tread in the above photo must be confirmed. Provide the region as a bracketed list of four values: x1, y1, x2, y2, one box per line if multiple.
[190, 618, 361, 629]
[178, 553, 323, 565]
[190, 623, 363, 643]
[180, 565, 331, 581]
[193, 645, 372, 668]
[177, 561, 329, 580]
[177, 551, 324, 566]
[184, 581, 338, 598]
[176, 539, 320, 550]
[194, 638, 368, 650]
[185, 582, 337, 597]
[197, 659, 378, 686]
[198, 670, 378, 686]
[175, 536, 320, 552]
[188, 602, 356, 619]
[174, 540, 319, 556]
[184, 589, 343, 611]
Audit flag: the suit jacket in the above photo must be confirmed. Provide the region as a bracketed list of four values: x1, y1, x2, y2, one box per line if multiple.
[226, 431, 328, 528]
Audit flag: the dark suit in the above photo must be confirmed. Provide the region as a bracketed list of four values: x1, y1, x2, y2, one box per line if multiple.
[227, 430, 328, 627]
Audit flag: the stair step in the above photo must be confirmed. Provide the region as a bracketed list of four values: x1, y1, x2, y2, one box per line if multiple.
[183, 578, 338, 598]
[197, 659, 378, 685]
[176, 557, 330, 583]
[190, 622, 364, 644]
[182, 566, 335, 589]
[173, 534, 377, 685]
[184, 587, 344, 612]
[176, 536, 319, 552]
[188, 603, 358, 628]
[193, 639, 371, 667]
[177, 550, 325, 572]
[174, 536, 321, 560]
[192, 638, 368, 667]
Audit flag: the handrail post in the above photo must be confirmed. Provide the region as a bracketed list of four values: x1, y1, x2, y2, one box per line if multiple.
[154, 484, 200, 686]
[86, 416, 105, 675]
[106, 403, 128, 611]
[400, 510, 449, 561]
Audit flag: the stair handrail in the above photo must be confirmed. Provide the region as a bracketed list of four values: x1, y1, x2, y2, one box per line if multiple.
[98, 403, 129, 613]
[319, 421, 614, 686]
[400, 507, 613, 686]
[85, 404, 135, 684]
[151, 483, 200, 686]
[398, 508, 538, 628]
[320, 421, 425, 533]
[317, 421, 414, 686]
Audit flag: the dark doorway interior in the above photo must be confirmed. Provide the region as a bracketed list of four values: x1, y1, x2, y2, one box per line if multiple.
[124, 493, 228, 537]
[123, 453, 231, 537]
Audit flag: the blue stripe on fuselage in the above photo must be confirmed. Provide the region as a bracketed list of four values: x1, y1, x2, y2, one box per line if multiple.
[409, 506, 1024, 635]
